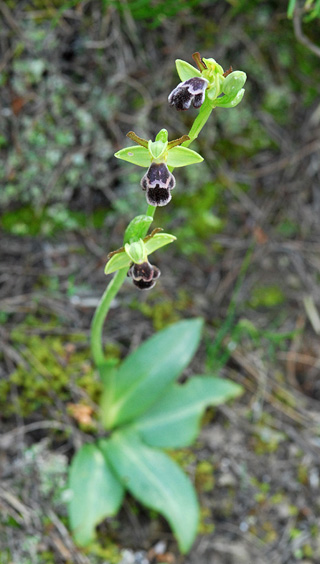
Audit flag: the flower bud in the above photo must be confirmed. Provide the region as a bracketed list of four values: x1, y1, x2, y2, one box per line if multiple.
[127, 261, 161, 290]
[141, 162, 175, 207]
[168, 77, 209, 111]
[222, 71, 247, 96]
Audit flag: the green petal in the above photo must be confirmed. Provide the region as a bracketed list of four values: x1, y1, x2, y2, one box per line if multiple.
[148, 139, 168, 160]
[175, 59, 201, 81]
[105, 252, 131, 275]
[114, 145, 150, 167]
[167, 146, 203, 167]
[124, 240, 147, 264]
[144, 232, 176, 255]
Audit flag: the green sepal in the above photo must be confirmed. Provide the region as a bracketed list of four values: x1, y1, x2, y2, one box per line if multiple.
[105, 252, 131, 275]
[223, 71, 247, 96]
[114, 145, 150, 167]
[175, 59, 201, 81]
[124, 240, 147, 264]
[167, 146, 203, 167]
[155, 129, 168, 143]
[124, 215, 154, 244]
[213, 88, 245, 108]
[148, 139, 168, 161]
[144, 232, 176, 255]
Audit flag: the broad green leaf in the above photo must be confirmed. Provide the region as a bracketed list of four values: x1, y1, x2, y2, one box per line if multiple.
[166, 146, 203, 167]
[68, 443, 124, 546]
[101, 318, 204, 428]
[114, 145, 150, 167]
[124, 215, 153, 244]
[124, 240, 146, 264]
[144, 232, 176, 255]
[103, 430, 199, 554]
[175, 59, 201, 81]
[105, 252, 131, 275]
[134, 376, 243, 448]
[214, 89, 245, 109]
[223, 71, 247, 96]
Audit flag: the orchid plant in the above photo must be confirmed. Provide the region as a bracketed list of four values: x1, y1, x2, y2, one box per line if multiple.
[68, 53, 246, 554]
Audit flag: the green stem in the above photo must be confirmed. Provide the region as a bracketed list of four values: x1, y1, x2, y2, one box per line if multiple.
[146, 204, 156, 218]
[91, 101, 213, 367]
[91, 205, 156, 367]
[182, 98, 213, 148]
[91, 268, 128, 366]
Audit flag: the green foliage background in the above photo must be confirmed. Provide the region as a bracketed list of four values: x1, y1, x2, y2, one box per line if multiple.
[1, 0, 320, 562]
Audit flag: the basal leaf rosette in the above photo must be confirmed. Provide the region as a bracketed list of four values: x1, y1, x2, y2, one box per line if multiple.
[114, 129, 203, 206]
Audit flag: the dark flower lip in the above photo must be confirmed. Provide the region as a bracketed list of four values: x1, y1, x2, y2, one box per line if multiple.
[141, 162, 175, 189]
[129, 261, 154, 282]
[151, 266, 161, 280]
[132, 278, 157, 290]
[146, 187, 172, 207]
[128, 262, 161, 290]
[141, 162, 175, 207]
[168, 77, 209, 111]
